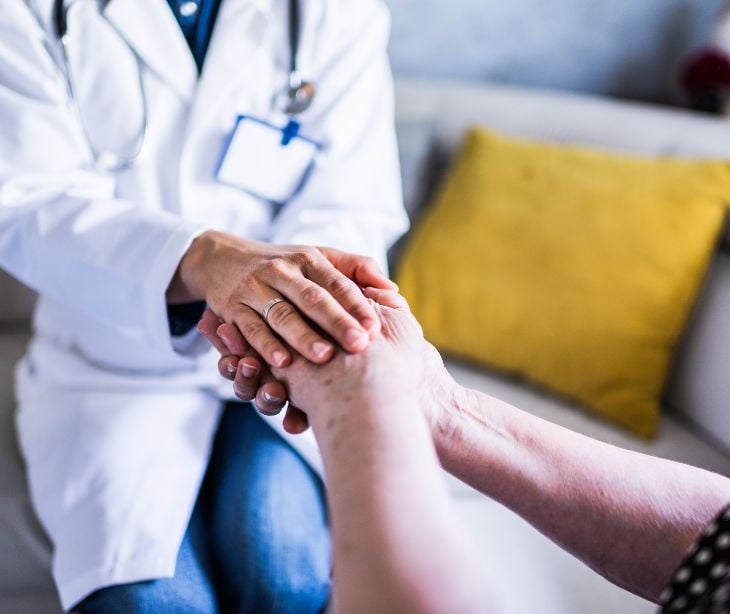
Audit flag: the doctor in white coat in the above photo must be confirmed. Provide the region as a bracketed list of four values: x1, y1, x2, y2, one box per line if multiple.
[0, 0, 408, 611]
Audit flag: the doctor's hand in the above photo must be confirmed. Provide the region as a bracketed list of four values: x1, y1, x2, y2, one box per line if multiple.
[168, 230, 396, 369]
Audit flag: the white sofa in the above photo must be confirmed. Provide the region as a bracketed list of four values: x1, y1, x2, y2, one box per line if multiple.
[1, 78, 729, 612]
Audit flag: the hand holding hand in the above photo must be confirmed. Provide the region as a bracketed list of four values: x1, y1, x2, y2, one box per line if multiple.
[199, 286, 462, 437]
[197, 307, 311, 433]
[269, 288, 425, 428]
[169, 231, 396, 368]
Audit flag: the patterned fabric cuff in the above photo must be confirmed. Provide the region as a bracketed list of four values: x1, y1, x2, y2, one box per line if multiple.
[660, 505, 730, 613]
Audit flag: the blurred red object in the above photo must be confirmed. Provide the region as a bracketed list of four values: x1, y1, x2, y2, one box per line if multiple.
[681, 48, 730, 113]
[682, 48, 730, 90]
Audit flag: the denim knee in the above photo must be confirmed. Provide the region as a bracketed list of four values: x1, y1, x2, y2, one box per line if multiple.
[74, 576, 219, 614]
[74, 490, 218, 614]
[205, 404, 332, 614]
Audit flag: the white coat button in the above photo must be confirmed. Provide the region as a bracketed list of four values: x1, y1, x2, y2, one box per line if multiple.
[179, 1, 199, 18]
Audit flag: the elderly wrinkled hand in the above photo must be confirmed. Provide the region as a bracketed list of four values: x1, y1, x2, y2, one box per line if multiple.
[269, 288, 424, 429]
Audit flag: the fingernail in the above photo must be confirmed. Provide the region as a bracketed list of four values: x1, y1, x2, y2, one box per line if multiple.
[345, 328, 366, 347]
[226, 364, 237, 376]
[217, 330, 233, 352]
[240, 363, 259, 378]
[272, 351, 288, 367]
[312, 341, 333, 359]
[263, 391, 283, 403]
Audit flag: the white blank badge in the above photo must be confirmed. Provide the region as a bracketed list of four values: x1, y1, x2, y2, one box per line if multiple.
[215, 115, 323, 204]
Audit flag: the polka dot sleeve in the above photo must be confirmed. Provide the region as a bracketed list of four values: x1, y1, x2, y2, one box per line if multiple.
[660, 505, 730, 613]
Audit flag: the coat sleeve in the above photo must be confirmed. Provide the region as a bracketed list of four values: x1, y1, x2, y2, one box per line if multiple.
[0, 5, 207, 370]
[268, 0, 409, 274]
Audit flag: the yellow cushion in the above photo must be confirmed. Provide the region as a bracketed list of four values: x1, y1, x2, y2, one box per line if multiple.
[397, 128, 730, 438]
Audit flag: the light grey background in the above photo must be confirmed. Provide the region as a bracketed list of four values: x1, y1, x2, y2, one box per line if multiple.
[386, 0, 725, 103]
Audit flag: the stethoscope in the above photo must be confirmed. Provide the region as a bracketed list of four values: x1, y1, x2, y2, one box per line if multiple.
[51, 0, 316, 171]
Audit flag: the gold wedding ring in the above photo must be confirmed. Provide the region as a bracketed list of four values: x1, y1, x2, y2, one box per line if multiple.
[261, 297, 287, 323]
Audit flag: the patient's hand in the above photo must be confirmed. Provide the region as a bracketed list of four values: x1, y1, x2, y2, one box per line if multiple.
[197, 308, 290, 415]
[270, 289, 425, 428]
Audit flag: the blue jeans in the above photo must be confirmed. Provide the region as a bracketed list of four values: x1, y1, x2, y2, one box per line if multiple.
[75, 403, 331, 614]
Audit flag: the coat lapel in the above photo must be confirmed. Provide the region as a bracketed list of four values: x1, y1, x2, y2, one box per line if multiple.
[187, 0, 274, 132]
[103, 0, 198, 103]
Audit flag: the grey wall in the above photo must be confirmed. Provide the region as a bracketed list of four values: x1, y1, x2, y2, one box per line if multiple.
[386, 0, 725, 103]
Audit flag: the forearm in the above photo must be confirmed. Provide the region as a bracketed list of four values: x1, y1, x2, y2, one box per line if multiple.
[436, 387, 730, 602]
[312, 394, 492, 614]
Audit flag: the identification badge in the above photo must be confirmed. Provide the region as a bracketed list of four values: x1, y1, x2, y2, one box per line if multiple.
[215, 115, 323, 204]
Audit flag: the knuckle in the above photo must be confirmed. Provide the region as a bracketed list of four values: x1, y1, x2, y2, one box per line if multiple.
[349, 304, 372, 320]
[237, 275, 259, 295]
[330, 314, 353, 334]
[234, 385, 255, 402]
[265, 258, 290, 278]
[300, 285, 327, 308]
[295, 247, 320, 268]
[267, 303, 297, 328]
[222, 293, 252, 317]
[327, 275, 355, 297]
[295, 327, 319, 347]
[240, 318, 266, 341]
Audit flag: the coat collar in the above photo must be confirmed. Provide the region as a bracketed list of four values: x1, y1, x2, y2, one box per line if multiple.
[103, 0, 274, 107]
[103, 0, 198, 102]
[185, 0, 274, 131]
[34, 0, 274, 107]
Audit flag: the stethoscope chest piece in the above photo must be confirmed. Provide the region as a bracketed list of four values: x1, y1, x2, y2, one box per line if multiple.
[285, 77, 316, 116]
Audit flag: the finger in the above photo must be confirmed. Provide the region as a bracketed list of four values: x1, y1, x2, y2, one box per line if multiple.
[197, 308, 230, 355]
[232, 356, 264, 402]
[232, 306, 291, 368]
[285, 275, 372, 352]
[363, 287, 411, 312]
[218, 355, 239, 381]
[318, 247, 398, 291]
[262, 296, 335, 365]
[259, 262, 372, 352]
[254, 380, 288, 416]
[283, 405, 310, 435]
[304, 261, 381, 339]
[216, 322, 250, 356]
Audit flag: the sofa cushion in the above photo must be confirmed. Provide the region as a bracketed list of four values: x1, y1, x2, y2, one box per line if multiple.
[0, 331, 58, 609]
[398, 126, 729, 438]
[0, 270, 35, 326]
[394, 78, 730, 443]
[394, 79, 730, 245]
[668, 251, 730, 451]
[395, 118, 437, 219]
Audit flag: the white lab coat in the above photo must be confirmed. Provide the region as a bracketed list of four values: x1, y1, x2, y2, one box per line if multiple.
[0, 0, 408, 609]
